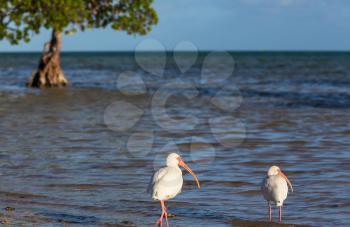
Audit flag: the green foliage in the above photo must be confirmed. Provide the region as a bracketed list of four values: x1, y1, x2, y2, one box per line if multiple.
[0, 0, 158, 44]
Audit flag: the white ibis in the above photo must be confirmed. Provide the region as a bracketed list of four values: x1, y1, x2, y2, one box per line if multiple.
[261, 166, 293, 223]
[148, 153, 200, 227]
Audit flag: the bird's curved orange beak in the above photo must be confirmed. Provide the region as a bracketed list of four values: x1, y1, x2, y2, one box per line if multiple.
[178, 158, 200, 189]
[278, 170, 293, 192]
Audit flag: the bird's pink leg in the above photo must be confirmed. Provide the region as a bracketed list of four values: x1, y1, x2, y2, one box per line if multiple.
[278, 206, 282, 223]
[162, 200, 169, 227]
[156, 200, 165, 227]
[268, 201, 272, 222]
[156, 200, 169, 227]
[164, 209, 169, 227]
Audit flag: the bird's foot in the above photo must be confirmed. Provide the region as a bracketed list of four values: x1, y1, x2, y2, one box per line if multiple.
[155, 218, 163, 227]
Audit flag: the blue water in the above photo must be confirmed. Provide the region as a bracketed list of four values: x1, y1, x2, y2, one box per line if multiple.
[0, 52, 349, 226]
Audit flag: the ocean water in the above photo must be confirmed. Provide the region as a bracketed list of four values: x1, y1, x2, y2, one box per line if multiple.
[0, 52, 349, 226]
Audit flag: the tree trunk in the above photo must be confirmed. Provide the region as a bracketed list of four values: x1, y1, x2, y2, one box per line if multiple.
[27, 29, 68, 87]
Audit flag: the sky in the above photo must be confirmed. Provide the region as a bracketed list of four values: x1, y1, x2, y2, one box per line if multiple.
[1, 0, 350, 51]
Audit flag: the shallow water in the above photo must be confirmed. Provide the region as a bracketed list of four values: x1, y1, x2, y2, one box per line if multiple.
[0, 52, 349, 226]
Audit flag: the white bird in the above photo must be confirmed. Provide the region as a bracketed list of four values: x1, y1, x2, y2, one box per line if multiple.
[148, 153, 200, 227]
[261, 166, 293, 223]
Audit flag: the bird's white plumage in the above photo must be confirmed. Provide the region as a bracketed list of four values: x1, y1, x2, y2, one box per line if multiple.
[261, 166, 293, 223]
[261, 166, 292, 207]
[149, 166, 183, 201]
[261, 175, 288, 206]
[148, 153, 184, 201]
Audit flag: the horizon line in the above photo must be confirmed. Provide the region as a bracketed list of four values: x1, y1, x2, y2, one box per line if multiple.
[2, 50, 350, 53]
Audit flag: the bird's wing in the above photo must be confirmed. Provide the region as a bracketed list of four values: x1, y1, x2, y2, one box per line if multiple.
[147, 167, 168, 193]
[261, 177, 272, 200]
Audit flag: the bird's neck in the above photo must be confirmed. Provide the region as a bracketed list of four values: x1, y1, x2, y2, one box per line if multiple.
[167, 164, 180, 169]
[167, 165, 182, 173]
